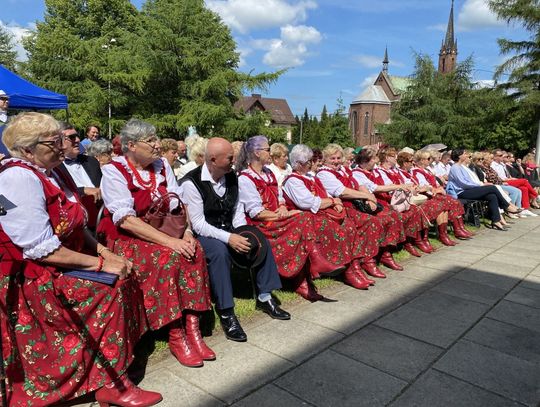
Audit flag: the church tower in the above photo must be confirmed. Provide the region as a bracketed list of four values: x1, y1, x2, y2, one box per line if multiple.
[438, 0, 458, 74]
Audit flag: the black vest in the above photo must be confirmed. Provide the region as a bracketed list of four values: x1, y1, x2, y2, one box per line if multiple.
[183, 166, 238, 232]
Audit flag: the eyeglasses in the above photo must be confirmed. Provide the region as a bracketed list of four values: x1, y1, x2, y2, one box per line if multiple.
[258, 147, 271, 152]
[65, 133, 79, 142]
[36, 135, 65, 149]
[138, 139, 159, 151]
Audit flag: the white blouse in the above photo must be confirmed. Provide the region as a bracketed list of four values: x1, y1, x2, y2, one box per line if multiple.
[413, 169, 431, 187]
[282, 174, 321, 214]
[101, 156, 182, 225]
[0, 159, 79, 259]
[239, 167, 283, 219]
[351, 170, 377, 193]
[316, 166, 346, 198]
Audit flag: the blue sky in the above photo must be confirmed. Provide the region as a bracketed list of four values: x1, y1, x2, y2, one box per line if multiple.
[1, 0, 528, 118]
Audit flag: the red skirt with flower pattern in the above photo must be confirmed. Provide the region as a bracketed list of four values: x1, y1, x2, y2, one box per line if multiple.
[311, 214, 354, 268]
[344, 208, 383, 259]
[249, 212, 314, 278]
[415, 197, 446, 221]
[432, 194, 465, 220]
[112, 238, 212, 330]
[372, 207, 406, 247]
[1, 271, 146, 407]
[398, 205, 431, 238]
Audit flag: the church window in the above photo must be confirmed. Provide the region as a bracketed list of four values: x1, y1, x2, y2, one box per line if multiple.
[352, 111, 358, 134]
[364, 112, 369, 135]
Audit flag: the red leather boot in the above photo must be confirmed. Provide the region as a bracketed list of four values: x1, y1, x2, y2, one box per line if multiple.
[380, 250, 404, 271]
[451, 219, 472, 240]
[343, 260, 370, 289]
[309, 246, 346, 278]
[414, 230, 432, 253]
[361, 258, 386, 278]
[169, 320, 204, 367]
[458, 217, 474, 237]
[438, 223, 457, 246]
[95, 373, 163, 407]
[185, 313, 216, 361]
[294, 275, 324, 302]
[403, 240, 422, 257]
[422, 229, 436, 252]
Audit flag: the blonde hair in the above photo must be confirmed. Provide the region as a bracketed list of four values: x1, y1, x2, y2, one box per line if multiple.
[2, 112, 59, 158]
[188, 137, 208, 162]
[270, 143, 288, 158]
[413, 150, 430, 163]
[322, 143, 344, 161]
[470, 151, 484, 165]
[160, 138, 178, 153]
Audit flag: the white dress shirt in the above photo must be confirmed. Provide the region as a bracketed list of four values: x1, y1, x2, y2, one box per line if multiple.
[282, 174, 321, 214]
[316, 166, 347, 197]
[64, 157, 95, 188]
[491, 161, 509, 180]
[351, 170, 377, 192]
[101, 156, 181, 225]
[0, 159, 78, 259]
[181, 163, 246, 244]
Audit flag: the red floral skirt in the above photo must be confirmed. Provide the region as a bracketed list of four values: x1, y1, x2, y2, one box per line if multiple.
[432, 195, 464, 220]
[399, 205, 431, 238]
[344, 207, 383, 259]
[112, 238, 211, 330]
[416, 198, 446, 221]
[1, 271, 147, 407]
[373, 207, 406, 247]
[249, 212, 313, 278]
[312, 214, 353, 268]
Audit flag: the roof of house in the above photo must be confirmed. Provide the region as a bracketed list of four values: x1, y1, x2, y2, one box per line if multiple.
[351, 85, 391, 105]
[234, 94, 296, 125]
[388, 75, 411, 93]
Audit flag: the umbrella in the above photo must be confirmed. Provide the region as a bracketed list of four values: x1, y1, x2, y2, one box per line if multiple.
[420, 143, 447, 151]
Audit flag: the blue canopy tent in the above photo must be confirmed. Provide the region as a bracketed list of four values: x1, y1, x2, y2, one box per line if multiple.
[0, 65, 68, 110]
[0, 65, 68, 155]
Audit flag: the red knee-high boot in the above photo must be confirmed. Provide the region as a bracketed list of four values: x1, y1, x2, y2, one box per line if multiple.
[451, 218, 472, 240]
[294, 274, 324, 302]
[308, 246, 346, 278]
[185, 313, 216, 361]
[404, 238, 422, 257]
[169, 320, 204, 367]
[343, 259, 370, 289]
[438, 223, 457, 246]
[380, 250, 404, 271]
[361, 257, 386, 278]
[422, 229, 436, 252]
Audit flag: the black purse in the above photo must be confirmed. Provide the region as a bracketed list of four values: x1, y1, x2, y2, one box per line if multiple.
[351, 199, 383, 215]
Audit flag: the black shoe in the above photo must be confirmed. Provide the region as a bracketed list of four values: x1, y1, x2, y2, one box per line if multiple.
[219, 313, 247, 342]
[256, 298, 291, 320]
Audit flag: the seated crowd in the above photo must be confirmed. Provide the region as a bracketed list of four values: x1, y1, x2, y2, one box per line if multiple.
[0, 112, 538, 407]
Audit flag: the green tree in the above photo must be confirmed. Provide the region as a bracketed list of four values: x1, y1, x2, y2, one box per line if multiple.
[137, 0, 281, 136]
[325, 96, 353, 147]
[488, 0, 540, 155]
[0, 26, 18, 71]
[23, 0, 146, 133]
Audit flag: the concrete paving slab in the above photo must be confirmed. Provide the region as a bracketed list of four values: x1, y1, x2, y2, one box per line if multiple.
[162, 341, 294, 404]
[138, 368, 225, 407]
[375, 306, 475, 348]
[410, 256, 470, 272]
[504, 240, 540, 252]
[453, 266, 523, 291]
[246, 315, 345, 364]
[531, 265, 540, 277]
[464, 318, 540, 364]
[494, 246, 540, 261]
[519, 273, 540, 291]
[294, 296, 384, 335]
[231, 384, 311, 407]
[434, 340, 540, 406]
[393, 263, 454, 283]
[505, 286, 540, 309]
[430, 277, 508, 305]
[390, 369, 523, 407]
[428, 249, 486, 264]
[362, 273, 435, 299]
[488, 252, 540, 269]
[434, 244, 495, 257]
[331, 325, 443, 381]
[487, 300, 540, 333]
[332, 286, 410, 314]
[405, 291, 490, 323]
[275, 350, 407, 407]
[469, 258, 535, 275]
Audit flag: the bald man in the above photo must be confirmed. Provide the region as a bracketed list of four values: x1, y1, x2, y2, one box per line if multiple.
[181, 138, 289, 342]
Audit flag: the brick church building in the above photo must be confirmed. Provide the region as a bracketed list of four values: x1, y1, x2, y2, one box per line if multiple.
[349, 1, 458, 146]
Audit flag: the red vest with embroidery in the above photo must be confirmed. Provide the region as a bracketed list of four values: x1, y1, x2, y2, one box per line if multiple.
[316, 167, 359, 208]
[0, 161, 86, 278]
[411, 167, 437, 188]
[240, 168, 280, 212]
[96, 160, 168, 243]
[282, 173, 329, 210]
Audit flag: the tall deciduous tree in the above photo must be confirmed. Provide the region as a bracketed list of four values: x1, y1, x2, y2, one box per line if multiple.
[488, 0, 540, 158]
[0, 26, 18, 71]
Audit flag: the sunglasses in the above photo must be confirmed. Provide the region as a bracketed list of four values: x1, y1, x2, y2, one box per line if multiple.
[65, 133, 79, 142]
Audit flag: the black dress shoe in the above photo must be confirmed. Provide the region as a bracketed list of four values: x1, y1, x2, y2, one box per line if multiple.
[219, 313, 247, 342]
[256, 298, 291, 320]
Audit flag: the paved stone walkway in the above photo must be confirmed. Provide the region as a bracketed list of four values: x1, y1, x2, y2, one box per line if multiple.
[75, 216, 540, 407]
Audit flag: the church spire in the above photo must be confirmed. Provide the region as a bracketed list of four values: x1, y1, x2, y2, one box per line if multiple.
[438, 0, 458, 74]
[382, 46, 389, 72]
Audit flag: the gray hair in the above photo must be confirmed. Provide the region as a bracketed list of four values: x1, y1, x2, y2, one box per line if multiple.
[236, 135, 268, 171]
[120, 118, 156, 153]
[188, 137, 208, 162]
[57, 121, 76, 132]
[86, 139, 113, 157]
[289, 144, 313, 169]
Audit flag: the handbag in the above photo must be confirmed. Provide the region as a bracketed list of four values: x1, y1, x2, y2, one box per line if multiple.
[390, 189, 411, 213]
[352, 199, 383, 215]
[410, 193, 428, 206]
[143, 192, 187, 238]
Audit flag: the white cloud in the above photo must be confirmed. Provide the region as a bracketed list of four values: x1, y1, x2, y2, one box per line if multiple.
[360, 74, 378, 89]
[206, 0, 317, 34]
[457, 0, 505, 31]
[0, 20, 33, 61]
[353, 53, 404, 69]
[251, 24, 322, 69]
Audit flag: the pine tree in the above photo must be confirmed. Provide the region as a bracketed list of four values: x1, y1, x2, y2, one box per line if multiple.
[0, 26, 18, 71]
